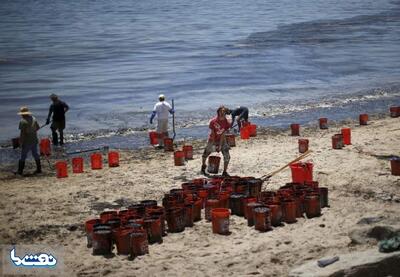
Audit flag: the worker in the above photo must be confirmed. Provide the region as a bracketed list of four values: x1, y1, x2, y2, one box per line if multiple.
[225, 106, 249, 130]
[16, 107, 41, 175]
[46, 94, 69, 146]
[150, 94, 174, 149]
[201, 106, 231, 177]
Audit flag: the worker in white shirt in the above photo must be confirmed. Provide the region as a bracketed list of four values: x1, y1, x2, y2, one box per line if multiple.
[150, 94, 175, 149]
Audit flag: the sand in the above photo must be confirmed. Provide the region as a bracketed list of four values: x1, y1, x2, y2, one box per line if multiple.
[0, 115, 399, 277]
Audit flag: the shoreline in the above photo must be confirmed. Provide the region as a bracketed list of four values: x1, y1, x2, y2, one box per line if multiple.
[0, 114, 399, 276]
[0, 111, 392, 169]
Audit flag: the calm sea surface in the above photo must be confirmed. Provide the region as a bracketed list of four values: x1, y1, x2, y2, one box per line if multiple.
[0, 0, 399, 155]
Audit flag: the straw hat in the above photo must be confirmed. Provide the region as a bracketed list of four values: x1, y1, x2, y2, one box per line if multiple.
[159, 94, 165, 101]
[18, 106, 32, 115]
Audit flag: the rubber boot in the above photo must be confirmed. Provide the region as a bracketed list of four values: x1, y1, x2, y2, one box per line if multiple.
[52, 130, 58, 146]
[34, 159, 42, 174]
[16, 160, 25, 175]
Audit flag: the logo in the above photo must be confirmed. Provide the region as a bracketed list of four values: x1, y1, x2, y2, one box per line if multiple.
[10, 247, 57, 268]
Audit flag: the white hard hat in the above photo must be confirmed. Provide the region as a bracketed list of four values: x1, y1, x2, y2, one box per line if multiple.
[159, 94, 165, 100]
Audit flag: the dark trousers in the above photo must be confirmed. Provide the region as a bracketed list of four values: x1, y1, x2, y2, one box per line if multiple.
[51, 120, 65, 145]
[20, 144, 40, 161]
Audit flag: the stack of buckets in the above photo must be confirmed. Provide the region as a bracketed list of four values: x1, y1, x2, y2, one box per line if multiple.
[55, 151, 120, 178]
[174, 144, 193, 166]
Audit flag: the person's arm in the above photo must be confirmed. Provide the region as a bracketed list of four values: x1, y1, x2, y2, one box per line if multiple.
[150, 104, 157, 124]
[34, 119, 40, 131]
[19, 121, 25, 145]
[231, 114, 236, 128]
[63, 102, 69, 113]
[167, 102, 174, 114]
[46, 105, 53, 124]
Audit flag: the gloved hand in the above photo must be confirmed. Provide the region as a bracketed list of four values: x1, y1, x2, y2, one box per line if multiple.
[46, 118, 50, 125]
[170, 109, 175, 114]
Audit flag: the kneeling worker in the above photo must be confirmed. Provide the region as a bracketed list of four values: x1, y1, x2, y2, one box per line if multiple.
[225, 106, 249, 130]
[201, 106, 231, 177]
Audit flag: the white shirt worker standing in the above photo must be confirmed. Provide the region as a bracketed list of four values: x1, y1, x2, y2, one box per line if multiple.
[150, 94, 174, 148]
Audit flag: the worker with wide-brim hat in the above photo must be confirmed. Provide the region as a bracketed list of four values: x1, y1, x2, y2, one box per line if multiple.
[16, 106, 41, 175]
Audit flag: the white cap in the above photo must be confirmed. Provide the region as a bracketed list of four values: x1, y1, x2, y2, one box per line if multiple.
[159, 94, 165, 100]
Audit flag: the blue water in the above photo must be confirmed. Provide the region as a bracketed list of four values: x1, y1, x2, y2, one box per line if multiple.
[1, 0, 400, 148]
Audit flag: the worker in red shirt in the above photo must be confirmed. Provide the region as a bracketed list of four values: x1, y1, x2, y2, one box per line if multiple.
[201, 106, 231, 176]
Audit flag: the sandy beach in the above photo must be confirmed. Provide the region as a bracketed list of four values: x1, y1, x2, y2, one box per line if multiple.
[0, 115, 399, 276]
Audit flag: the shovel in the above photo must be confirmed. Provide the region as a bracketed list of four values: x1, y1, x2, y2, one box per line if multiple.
[66, 146, 109, 156]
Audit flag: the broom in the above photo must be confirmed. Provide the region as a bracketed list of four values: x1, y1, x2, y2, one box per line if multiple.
[261, 150, 313, 181]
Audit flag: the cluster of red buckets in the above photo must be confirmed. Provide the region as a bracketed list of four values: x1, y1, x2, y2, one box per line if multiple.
[84, 164, 326, 258]
[55, 151, 120, 178]
[291, 109, 400, 176]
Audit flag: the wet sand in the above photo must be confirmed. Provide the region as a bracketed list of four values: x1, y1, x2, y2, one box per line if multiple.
[0, 115, 399, 276]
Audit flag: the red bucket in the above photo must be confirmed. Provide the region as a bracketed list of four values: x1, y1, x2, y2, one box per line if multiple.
[389, 106, 400, 118]
[332, 134, 343, 149]
[390, 157, 400, 176]
[130, 230, 149, 258]
[143, 216, 163, 244]
[359, 114, 368, 125]
[183, 145, 193, 160]
[305, 194, 321, 218]
[40, 138, 51, 156]
[298, 139, 309, 153]
[240, 126, 250, 139]
[226, 134, 236, 147]
[249, 124, 257, 137]
[55, 161, 68, 178]
[72, 157, 84, 173]
[192, 199, 203, 222]
[85, 218, 101, 247]
[290, 162, 313, 184]
[211, 208, 230, 235]
[164, 138, 174, 152]
[91, 153, 103, 170]
[205, 199, 220, 221]
[100, 210, 118, 223]
[92, 228, 112, 255]
[282, 200, 297, 224]
[207, 155, 221, 174]
[267, 202, 283, 227]
[254, 206, 272, 232]
[246, 202, 263, 227]
[149, 131, 158, 145]
[108, 151, 119, 167]
[290, 124, 300, 136]
[174, 150, 185, 166]
[341, 128, 351, 145]
[166, 207, 185, 233]
[184, 203, 194, 227]
[319, 118, 328, 129]
[114, 227, 134, 255]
